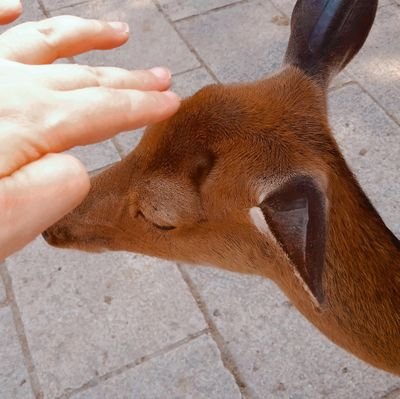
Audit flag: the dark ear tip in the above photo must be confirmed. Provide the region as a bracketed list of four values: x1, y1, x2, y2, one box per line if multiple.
[285, 0, 378, 84]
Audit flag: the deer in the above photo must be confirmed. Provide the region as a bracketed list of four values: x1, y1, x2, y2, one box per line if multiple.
[43, 0, 400, 376]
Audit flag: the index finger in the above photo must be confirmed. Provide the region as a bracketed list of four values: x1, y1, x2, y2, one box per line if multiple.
[0, 15, 130, 64]
[45, 88, 181, 152]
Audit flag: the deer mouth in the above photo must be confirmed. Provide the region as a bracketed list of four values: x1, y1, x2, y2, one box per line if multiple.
[42, 224, 111, 252]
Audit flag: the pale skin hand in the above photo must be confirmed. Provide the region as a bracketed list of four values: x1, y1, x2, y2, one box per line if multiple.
[0, 1, 181, 260]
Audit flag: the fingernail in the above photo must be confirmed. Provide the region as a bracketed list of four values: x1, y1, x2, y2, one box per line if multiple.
[163, 91, 181, 103]
[108, 21, 130, 34]
[150, 67, 171, 81]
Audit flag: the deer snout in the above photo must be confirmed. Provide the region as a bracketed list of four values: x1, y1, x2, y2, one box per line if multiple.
[42, 222, 77, 248]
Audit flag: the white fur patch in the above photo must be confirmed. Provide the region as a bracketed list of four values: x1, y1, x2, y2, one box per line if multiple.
[249, 207, 274, 237]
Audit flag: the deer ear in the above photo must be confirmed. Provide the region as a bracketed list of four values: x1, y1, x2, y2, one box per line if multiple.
[284, 0, 378, 86]
[259, 176, 327, 304]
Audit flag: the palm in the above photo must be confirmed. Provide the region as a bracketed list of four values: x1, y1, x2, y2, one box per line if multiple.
[0, 11, 180, 260]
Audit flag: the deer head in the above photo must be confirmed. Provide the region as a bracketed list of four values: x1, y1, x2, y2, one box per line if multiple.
[44, 0, 400, 375]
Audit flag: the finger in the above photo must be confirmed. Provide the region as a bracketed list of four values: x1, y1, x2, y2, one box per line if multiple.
[29, 64, 172, 92]
[0, 16, 129, 64]
[44, 89, 181, 151]
[0, 0, 22, 25]
[0, 153, 89, 260]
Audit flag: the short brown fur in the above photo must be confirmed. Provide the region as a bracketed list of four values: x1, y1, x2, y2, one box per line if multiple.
[44, 0, 400, 376]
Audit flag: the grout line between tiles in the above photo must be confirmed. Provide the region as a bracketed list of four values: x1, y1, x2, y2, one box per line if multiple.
[0, 300, 8, 309]
[36, 0, 50, 17]
[340, 79, 400, 128]
[110, 137, 126, 160]
[379, 385, 400, 399]
[170, 0, 251, 23]
[267, 0, 290, 17]
[177, 264, 253, 399]
[39, 0, 91, 13]
[152, 0, 221, 84]
[329, 80, 358, 93]
[172, 65, 205, 78]
[57, 328, 210, 399]
[0, 262, 44, 399]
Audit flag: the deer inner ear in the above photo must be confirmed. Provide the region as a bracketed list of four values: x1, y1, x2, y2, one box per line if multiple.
[259, 175, 327, 304]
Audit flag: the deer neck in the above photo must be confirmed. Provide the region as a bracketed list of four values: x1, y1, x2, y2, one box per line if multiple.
[273, 161, 400, 374]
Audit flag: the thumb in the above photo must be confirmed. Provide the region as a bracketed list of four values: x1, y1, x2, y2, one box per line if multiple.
[0, 153, 90, 260]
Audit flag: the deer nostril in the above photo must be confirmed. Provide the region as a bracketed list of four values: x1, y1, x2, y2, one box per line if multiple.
[42, 229, 51, 242]
[42, 225, 76, 246]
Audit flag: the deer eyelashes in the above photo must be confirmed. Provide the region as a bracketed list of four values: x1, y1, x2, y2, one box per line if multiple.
[257, 175, 328, 304]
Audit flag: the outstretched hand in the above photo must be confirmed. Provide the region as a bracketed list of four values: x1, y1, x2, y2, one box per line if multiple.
[0, 2, 181, 260]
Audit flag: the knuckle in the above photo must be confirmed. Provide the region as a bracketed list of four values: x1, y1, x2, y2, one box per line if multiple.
[35, 21, 59, 54]
[82, 65, 102, 85]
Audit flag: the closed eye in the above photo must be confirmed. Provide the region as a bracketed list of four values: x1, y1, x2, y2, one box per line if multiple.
[137, 211, 176, 231]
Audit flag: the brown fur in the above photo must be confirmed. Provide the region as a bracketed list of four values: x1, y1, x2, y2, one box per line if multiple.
[44, 66, 400, 374]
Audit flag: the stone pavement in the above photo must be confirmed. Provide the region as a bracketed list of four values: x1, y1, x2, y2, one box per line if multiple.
[1, 0, 400, 398]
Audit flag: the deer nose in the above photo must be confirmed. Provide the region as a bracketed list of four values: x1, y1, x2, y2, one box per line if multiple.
[42, 224, 75, 247]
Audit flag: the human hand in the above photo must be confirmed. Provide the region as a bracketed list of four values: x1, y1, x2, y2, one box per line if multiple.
[0, 0, 22, 24]
[0, 8, 181, 260]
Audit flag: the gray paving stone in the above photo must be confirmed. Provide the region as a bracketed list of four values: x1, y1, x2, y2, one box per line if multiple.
[7, 237, 206, 399]
[172, 67, 216, 98]
[176, 0, 290, 83]
[41, 0, 90, 12]
[51, 0, 199, 74]
[17, 0, 45, 22]
[66, 140, 120, 172]
[112, 129, 145, 159]
[159, 0, 242, 21]
[72, 334, 241, 399]
[0, 307, 34, 399]
[330, 70, 353, 90]
[346, 5, 400, 122]
[183, 266, 400, 399]
[269, 0, 295, 17]
[113, 67, 216, 157]
[381, 387, 400, 399]
[270, 0, 390, 20]
[329, 84, 400, 237]
[0, 265, 6, 304]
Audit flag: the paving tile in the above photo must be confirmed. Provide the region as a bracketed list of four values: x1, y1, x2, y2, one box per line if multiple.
[0, 265, 6, 304]
[269, 0, 295, 17]
[0, 307, 34, 399]
[72, 334, 241, 399]
[330, 70, 353, 90]
[270, 0, 390, 20]
[346, 5, 400, 122]
[6, 237, 206, 399]
[113, 67, 216, 157]
[172, 67, 216, 97]
[183, 266, 400, 399]
[51, 0, 199, 74]
[329, 84, 400, 237]
[112, 129, 145, 159]
[380, 0, 395, 7]
[176, 0, 290, 83]
[159, 0, 242, 21]
[41, 0, 91, 12]
[66, 140, 120, 172]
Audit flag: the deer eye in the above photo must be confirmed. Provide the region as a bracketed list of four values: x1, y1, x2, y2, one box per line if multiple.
[137, 211, 176, 231]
